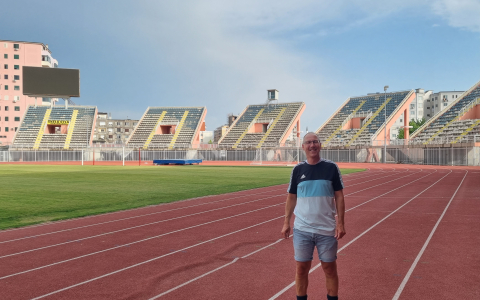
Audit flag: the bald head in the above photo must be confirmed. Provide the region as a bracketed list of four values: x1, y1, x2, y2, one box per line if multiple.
[302, 132, 320, 144]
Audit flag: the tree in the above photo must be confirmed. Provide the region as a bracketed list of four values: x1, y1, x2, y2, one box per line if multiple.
[397, 118, 426, 139]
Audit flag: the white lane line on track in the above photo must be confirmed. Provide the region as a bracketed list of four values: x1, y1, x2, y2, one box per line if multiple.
[29, 216, 284, 300]
[0, 171, 371, 242]
[0, 193, 285, 259]
[346, 169, 411, 188]
[345, 169, 424, 194]
[147, 170, 436, 299]
[392, 171, 468, 300]
[268, 170, 452, 300]
[345, 170, 435, 212]
[149, 239, 285, 299]
[0, 203, 284, 280]
[0, 188, 280, 244]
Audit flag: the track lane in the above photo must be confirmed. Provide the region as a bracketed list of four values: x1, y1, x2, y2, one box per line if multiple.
[394, 171, 480, 300]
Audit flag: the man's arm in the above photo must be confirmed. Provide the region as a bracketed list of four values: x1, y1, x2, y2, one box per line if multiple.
[281, 193, 297, 239]
[334, 189, 346, 240]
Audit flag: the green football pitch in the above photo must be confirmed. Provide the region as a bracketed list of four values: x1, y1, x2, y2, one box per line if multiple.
[0, 165, 365, 230]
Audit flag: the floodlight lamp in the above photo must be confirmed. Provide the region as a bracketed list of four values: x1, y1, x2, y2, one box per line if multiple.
[384, 85, 389, 92]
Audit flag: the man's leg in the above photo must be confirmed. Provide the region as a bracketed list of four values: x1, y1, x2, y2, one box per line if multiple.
[296, 260, 312, 296]
[293, 228, 315, 298]
[321, 261, 338, 297]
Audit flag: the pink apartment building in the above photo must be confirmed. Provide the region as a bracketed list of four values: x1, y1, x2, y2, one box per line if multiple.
[0, 40, 58, 146]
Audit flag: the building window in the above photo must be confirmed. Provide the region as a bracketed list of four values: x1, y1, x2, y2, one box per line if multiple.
[99, 121, 106, 126]
[13, 44, 19, 49]
[444, 103, 448, 107]
[14, 55, 19, 59]
[14, 117, 20, 121]
[109, 135, 113, 139]
[435, 104, 438, 107]
[14, 65, 19, 70]
[4, 127, 7, 132]
[14, 75, 19, 80]
[4, 96, 8, 100]
[4, 106, 8, 111]
[116, 122, 121, 126]
[13, 96, 19, 101]
[15, 127, 18, 131]
[125, 122, 129, 126]
[14, 86, 20, 91]
[3, 75, 7, 79]
[14, 106, 20, 111]
[117, 128, 122, 132]
[4, 64, 7, 69]
[4, 85, 8, 90]
[124, 129, 129, 133]
[3, 54, 7, 59]
[410, 104, 415, 109]
[108, 122, 113, 126]
[5, 117, 8, 121]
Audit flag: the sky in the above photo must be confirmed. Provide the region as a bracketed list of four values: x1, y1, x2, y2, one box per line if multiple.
[1, 0, 479, 132]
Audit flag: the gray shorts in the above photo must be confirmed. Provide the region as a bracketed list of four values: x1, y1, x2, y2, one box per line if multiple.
[293, 228, 338, 263]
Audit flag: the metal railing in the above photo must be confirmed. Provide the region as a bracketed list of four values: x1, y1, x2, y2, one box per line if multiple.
[1, 146, 479, 166]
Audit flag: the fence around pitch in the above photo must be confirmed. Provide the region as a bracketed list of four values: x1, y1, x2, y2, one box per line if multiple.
[0, 147, 479, 166]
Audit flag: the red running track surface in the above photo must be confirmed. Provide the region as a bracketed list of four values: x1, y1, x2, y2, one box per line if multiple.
[0, 164, 479, 300]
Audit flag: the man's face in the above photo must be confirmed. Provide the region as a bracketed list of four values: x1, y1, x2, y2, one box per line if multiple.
[302, 134, 321, 159]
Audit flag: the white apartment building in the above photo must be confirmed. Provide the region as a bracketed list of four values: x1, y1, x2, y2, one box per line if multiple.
[390, 88, 431, 139]
[424, 91, 464, 120]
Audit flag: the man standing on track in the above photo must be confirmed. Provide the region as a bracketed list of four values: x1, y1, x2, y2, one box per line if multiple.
[281, 132, 346, 300]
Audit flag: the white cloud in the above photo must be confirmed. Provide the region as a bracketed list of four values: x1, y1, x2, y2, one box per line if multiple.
[431, 0, 480, 32]
[122, 0, 479, 129]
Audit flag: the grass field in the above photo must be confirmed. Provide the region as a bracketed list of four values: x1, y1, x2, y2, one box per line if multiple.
[0, 165, 365, 230]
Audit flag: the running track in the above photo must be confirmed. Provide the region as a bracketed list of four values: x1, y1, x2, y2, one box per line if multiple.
[1, 163, 479, 299]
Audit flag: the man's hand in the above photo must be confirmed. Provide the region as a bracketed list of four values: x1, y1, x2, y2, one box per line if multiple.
[281, 223, 291, 239]
[334, 224, 346, 240]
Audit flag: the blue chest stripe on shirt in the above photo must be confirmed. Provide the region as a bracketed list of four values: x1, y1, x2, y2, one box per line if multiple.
[297, 180, 334, 198]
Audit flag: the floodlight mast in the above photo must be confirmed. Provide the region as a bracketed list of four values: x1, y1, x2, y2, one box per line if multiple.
[383, 85, 389, 164]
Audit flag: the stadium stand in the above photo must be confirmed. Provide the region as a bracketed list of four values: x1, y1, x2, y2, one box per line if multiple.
[316, 91, 414, 147]
[126, 107, 206, 149]
[217, 102, 305, 148]
[411, 82, 480, 144]
[411, 79, 480, 145]
[12, 105, 97, 149]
